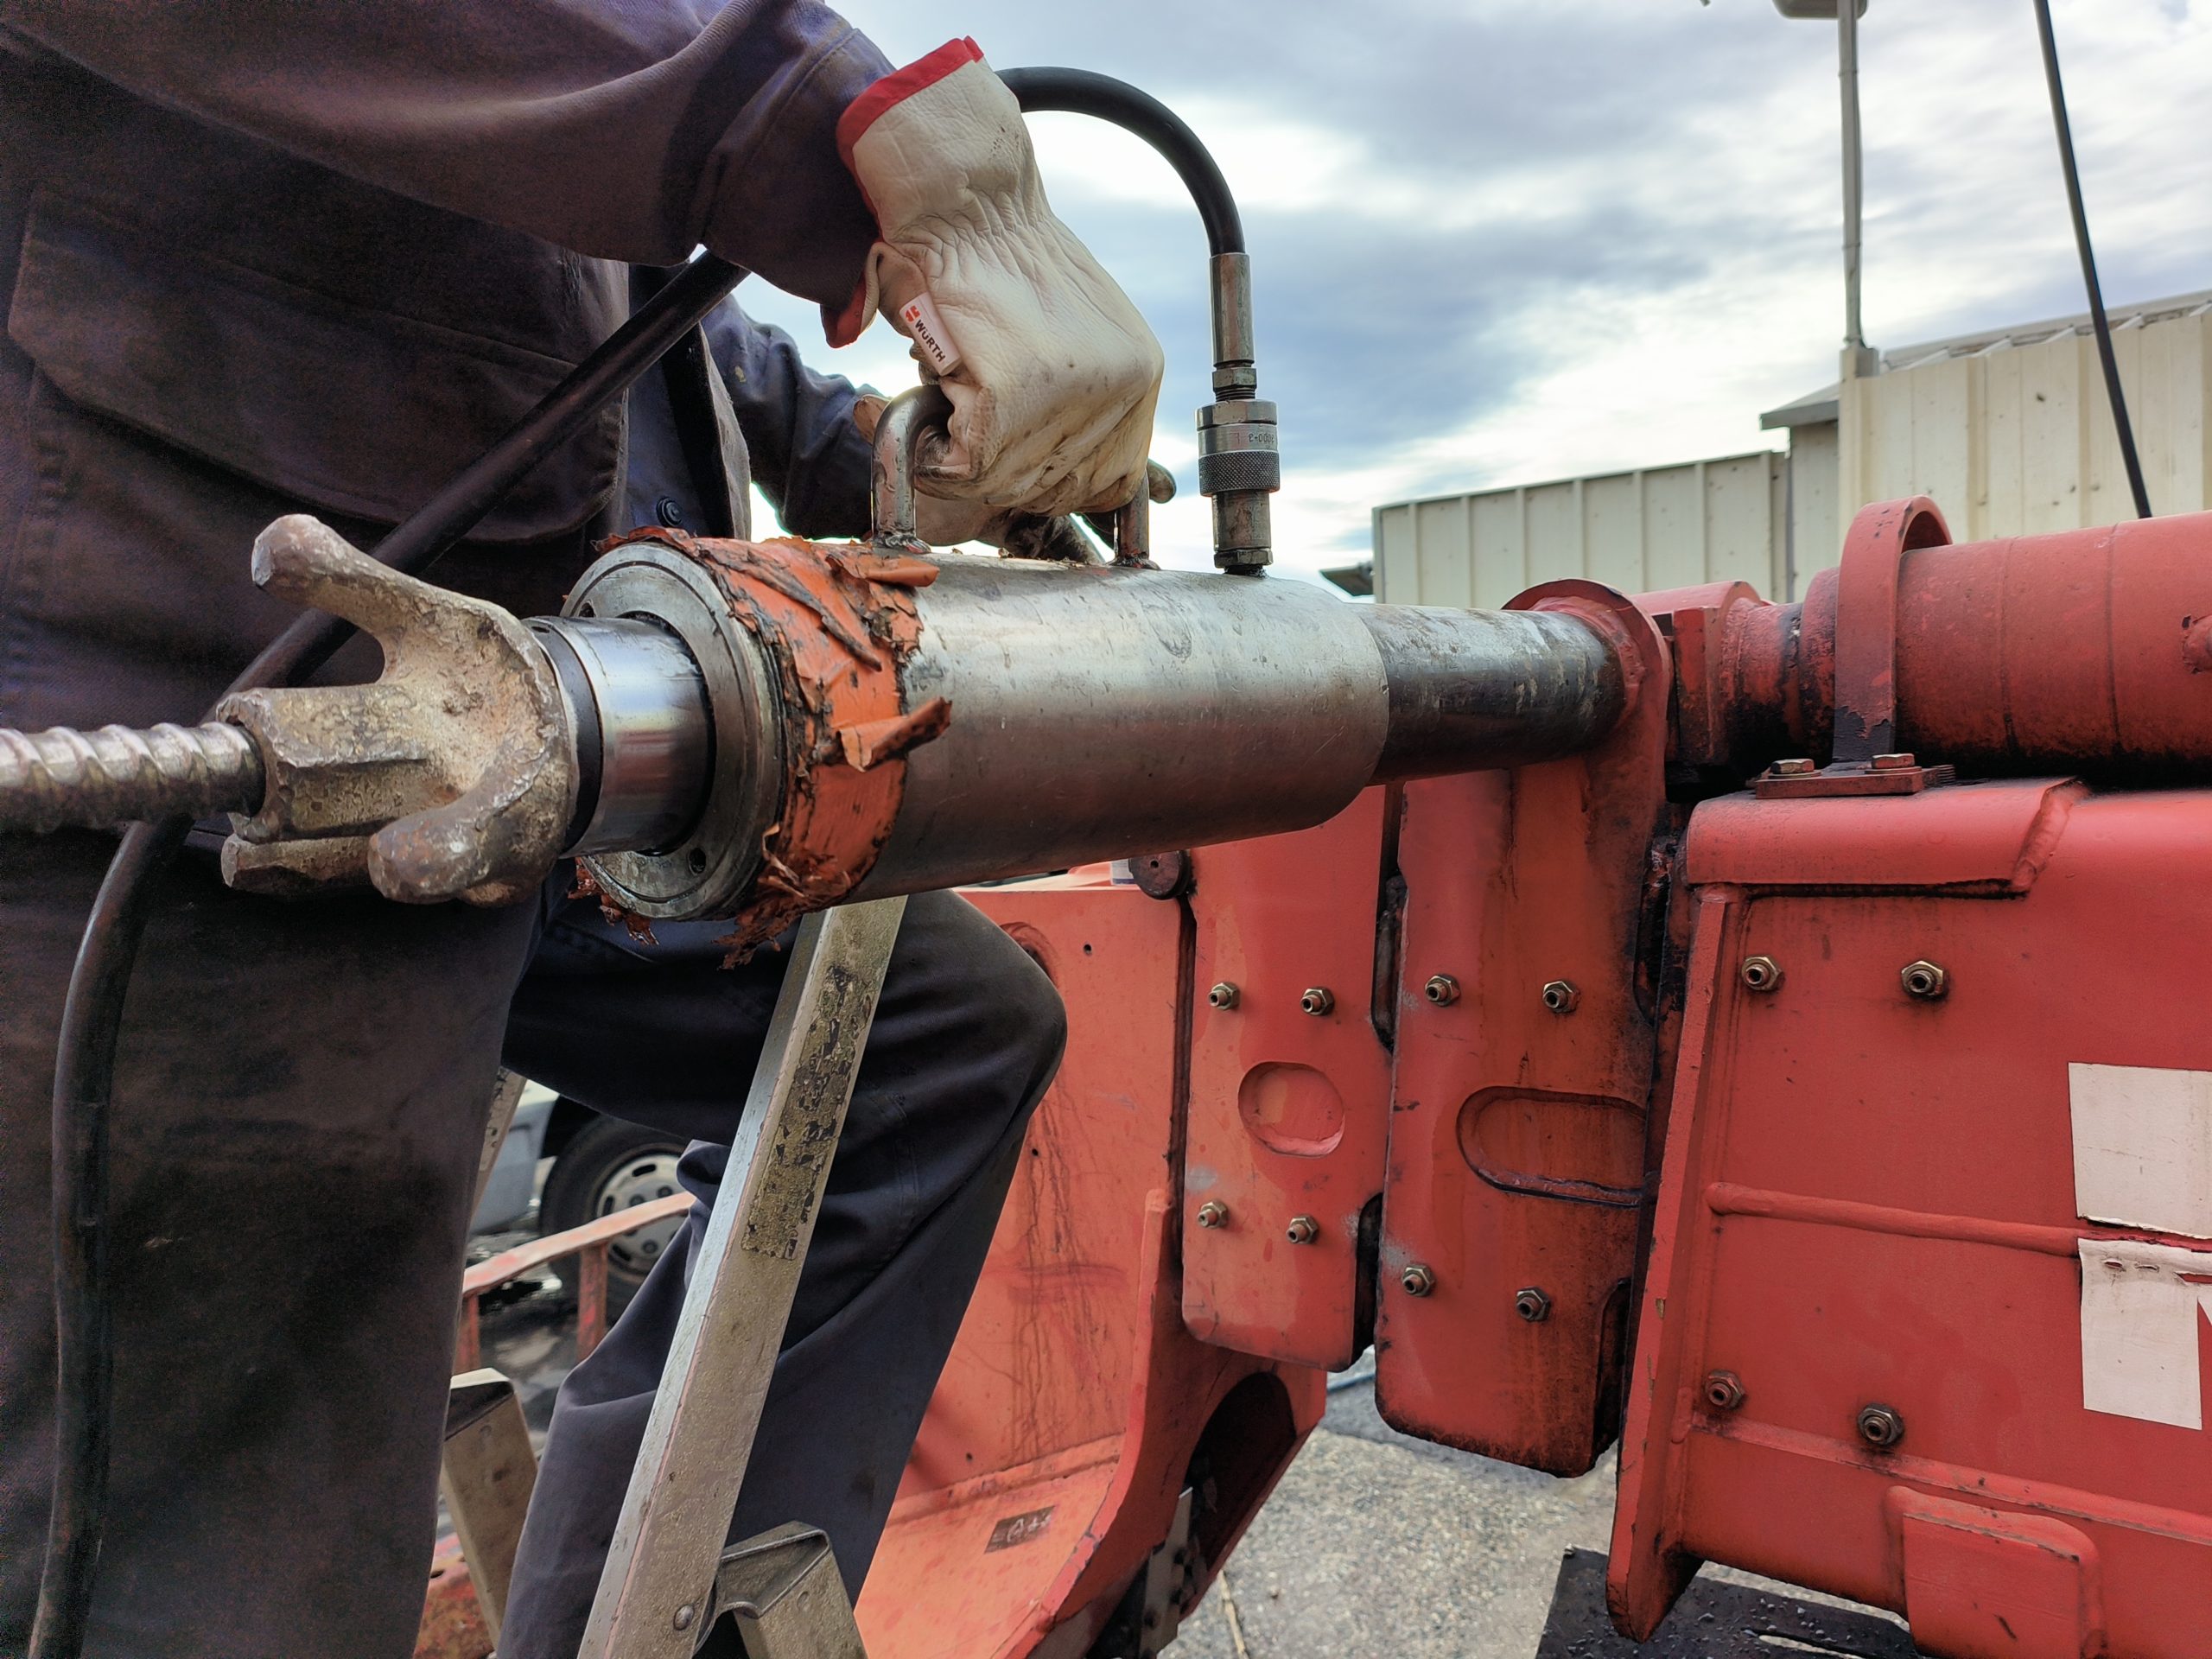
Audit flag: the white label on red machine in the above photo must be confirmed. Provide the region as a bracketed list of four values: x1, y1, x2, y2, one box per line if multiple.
[898, 291, 963, 375]
[2071, 1065, 2212, 1425]
[2070, 1062, 2212, 1238]
[2077, 1238, 2212, 1428]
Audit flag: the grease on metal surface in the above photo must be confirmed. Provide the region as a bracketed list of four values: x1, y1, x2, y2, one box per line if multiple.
[741, 962, 871, 1261]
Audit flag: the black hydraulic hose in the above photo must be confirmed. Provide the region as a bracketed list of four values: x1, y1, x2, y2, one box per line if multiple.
[997, 67, 1244, 257]
[2031, 0, 2152, 520]
[30, 251, 745, 1659]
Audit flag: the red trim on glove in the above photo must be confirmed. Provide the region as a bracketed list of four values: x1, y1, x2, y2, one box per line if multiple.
[825, 278, 872, 348]
[836, 36, 985, 174]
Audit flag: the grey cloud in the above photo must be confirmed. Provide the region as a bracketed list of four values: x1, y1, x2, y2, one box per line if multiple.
[820, 0, 2207, 556]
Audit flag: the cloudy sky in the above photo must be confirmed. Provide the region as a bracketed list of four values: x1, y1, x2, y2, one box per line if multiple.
[740, 0, 2212, 582]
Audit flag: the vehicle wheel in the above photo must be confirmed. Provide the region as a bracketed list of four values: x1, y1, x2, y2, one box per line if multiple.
[538, 1114, 689, 1313]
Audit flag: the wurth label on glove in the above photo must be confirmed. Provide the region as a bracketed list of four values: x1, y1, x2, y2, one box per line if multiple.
[899, 292, 963, 374]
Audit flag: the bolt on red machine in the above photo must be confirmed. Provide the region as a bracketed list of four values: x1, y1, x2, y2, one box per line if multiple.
[868, 498, 2212, 1659]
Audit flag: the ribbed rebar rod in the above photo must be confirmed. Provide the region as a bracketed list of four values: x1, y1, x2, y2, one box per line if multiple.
[0, 723, 264, 835]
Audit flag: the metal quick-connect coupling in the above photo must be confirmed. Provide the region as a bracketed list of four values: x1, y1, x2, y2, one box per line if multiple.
[1197, 397, 1279, 573]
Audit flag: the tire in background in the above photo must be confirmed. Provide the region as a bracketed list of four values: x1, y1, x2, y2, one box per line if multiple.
[537, 1112, 689, 1313]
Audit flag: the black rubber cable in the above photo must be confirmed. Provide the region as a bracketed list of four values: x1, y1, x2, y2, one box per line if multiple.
[997, 68, 1245, 257]
[2031, 0, 2152, 520]
[31, 251, 745, 1659]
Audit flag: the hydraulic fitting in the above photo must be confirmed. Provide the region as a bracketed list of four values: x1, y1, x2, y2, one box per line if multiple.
[1197, 252, 1277, 574]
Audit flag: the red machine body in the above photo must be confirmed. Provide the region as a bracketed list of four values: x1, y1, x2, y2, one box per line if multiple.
[848, 502, 2212, 1658]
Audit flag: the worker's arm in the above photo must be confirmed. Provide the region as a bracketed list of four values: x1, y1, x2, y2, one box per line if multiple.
[705, 302, 874, 541]
[0, 0, 886, 314]
[707, 306, 1033, 549]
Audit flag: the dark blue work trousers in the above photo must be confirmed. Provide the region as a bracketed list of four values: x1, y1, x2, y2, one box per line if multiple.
[0, 835, 1063, 1659]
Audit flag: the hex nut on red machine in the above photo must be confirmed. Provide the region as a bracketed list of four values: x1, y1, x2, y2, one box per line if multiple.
[1401, 1263, 1436, 1297]
[1195, 1200, 1229, 1230]
[1855, 1402, 1905, 1449]
[1285, 1215, 1319, 1245]
[1541, 979, 1580, 1014]
[1514, 1287, 1552, 1323]
[1739, 955, 1783, 993]
[1703, 1370, 1747, 1412]
[1900, 960, 1948, 1001]
[1300, 986, 1335, 1016]
[1207, 982, 1239, 1010]
[1423, 973, 1461, 1006]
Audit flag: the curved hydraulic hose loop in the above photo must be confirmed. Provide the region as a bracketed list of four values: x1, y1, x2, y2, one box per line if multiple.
[31, 252, 747, 1659]
[869, 384, 957, 552]
[995, 67, 1243, 257]
[997, 67, 1274, 571]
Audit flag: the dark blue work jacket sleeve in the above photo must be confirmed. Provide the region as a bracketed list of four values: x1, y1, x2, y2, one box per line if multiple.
[712, 302, 876, 540]
[0, 0, 890, 313]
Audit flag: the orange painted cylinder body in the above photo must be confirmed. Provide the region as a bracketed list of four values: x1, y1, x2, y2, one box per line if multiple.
[1724, 509, 2212, 778]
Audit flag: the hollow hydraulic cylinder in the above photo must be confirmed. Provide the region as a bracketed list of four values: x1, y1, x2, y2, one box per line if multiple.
[540, 535, 1626, 943]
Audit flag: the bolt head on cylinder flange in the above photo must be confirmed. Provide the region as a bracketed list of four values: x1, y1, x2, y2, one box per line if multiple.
[1400, 1263, 1437, 1297]
[1424, 973, 1461, 1006]
[1541, 979, 1580, 1015]
[1195, 1200, 1230, 1230]
[559, 543, 783, 920]
[1300, 986, 1335, 1017]
[1514, 1287, 1552, 1323]
[1740, 955, 1783, 993]
[1285, 1215, 1319, 1245]
[1208, 982, 1240, 1011]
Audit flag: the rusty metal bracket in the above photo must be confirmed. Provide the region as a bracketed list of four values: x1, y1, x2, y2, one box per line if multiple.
[1833, 496, 1950, 765]
[579, 897, 907, 1659]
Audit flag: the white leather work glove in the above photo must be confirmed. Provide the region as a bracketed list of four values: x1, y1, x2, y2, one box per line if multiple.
[830, 39, 1165, 519]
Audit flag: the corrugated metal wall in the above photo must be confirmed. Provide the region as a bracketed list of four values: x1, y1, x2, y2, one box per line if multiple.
[1840, 305, 2211, 542]
[1370, 452, 1787, 607]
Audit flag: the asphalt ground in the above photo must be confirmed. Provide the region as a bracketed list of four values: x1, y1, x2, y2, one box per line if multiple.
[1172, 1372, 1914, 1659]
[1169, 1376, 1623, 1659]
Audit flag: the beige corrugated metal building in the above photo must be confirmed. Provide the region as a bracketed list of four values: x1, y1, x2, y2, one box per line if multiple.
[1368, 289, 2212, 605]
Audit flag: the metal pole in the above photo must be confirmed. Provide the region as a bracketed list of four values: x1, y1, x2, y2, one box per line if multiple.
[579, 898, 907, 1659]
[1838, 0, 1872, 370]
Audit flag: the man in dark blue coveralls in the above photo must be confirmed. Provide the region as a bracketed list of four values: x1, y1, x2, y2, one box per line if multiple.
[0, 7, 1163, 1656]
